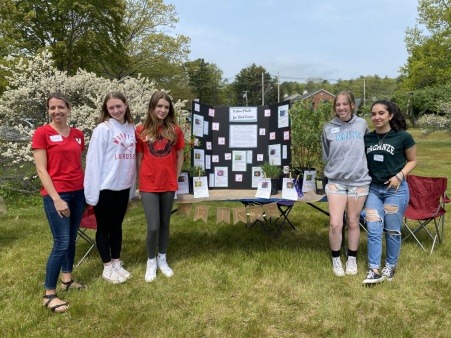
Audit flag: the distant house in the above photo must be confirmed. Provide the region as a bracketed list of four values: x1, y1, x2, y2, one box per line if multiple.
[285, 89, 335, 110]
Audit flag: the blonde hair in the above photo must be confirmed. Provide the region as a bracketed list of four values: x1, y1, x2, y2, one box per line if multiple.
[333, 90, 355, 114]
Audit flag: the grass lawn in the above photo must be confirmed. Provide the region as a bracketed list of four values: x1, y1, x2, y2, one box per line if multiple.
[1, 129, 450, 337]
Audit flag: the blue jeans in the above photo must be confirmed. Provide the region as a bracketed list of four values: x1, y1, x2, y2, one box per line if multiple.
[364, 181, 409, 270]
[43, 189, 85, 290]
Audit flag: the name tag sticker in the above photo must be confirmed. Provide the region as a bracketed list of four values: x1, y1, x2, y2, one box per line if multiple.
[331, 127, 340, 134]
[50, 135, 63, 142]
[374, 154, 384, 162]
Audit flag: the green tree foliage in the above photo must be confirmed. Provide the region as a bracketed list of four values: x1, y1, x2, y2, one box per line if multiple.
[393, 82, 451, 126]
[396, 0, 451, 124]
[185, 58, 224, 105]
[233, 64, 278, 106]
[219, 82, 237, 106]
[0, 0, 18, 57]
[280, 81, 307, 97]
[394, 0, 451, 128]
[281, 76, 399, 116]
[401, 0, 451, 90]
[332, 76, 399, 103]
[290, 100, 332, 170]
[0, 0, 128, 76]
[305, 78, 321, 93]
[121, 0, 191, 97]
[0, 0, 191, 95]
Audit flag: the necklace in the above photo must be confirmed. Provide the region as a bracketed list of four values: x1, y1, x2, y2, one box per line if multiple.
[376, 130, 391, 146]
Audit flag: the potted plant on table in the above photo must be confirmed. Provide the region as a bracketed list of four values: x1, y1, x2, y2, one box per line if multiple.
[188, 165, 206, 194]
[261, 161, 282, 195]
[290, 100, 332, 193]
[314, 166, 327, 195]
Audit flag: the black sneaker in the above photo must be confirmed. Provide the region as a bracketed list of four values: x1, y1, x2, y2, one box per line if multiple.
[381, 266, 395, 281]
[362, 269, 384, 285]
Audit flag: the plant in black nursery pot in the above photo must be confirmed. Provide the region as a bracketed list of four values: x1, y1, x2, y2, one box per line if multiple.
[289, 100, 331, 194]
[290, 100, 331, 182]
[315, 168, 327, 195]
[188, 165, 205, 194]
[261, 161, 282, 195]
[291, 167, 305, 195]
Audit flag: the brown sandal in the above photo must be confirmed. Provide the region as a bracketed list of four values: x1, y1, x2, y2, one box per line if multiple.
[43, 294, 69, 313]
[60, 279, 86, 291]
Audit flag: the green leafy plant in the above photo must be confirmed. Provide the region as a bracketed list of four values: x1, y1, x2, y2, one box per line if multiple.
[261, 161, 282, 179]
[189, 165, 205, 177]
[182, 136, 201, 172]
[290, 100, 332, 171]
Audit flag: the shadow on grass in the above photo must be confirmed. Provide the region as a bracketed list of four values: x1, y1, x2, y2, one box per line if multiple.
[74, 201, 347, 278]
[129, 201, 332, 264]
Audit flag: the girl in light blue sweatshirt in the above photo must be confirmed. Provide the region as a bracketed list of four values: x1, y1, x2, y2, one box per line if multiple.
[321, 91, 371, 277]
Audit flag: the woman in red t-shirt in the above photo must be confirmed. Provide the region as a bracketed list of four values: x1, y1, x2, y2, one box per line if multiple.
[136, 91, 184, 282]
[32, 93, 86, 313]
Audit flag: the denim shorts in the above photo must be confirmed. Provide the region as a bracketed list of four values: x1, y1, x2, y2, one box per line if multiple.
[325, 182, 370, 199]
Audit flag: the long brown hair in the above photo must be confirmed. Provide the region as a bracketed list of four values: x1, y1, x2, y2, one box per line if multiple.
[99, 91, 133, 124]
[140, 90, 178, 143]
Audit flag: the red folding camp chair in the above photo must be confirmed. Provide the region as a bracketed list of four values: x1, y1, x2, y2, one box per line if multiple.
[76, 205, 97, 267]
[402, 175, 450, 254]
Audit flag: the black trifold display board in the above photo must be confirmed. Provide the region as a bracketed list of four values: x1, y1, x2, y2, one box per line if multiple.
[190, 100, 291, 190]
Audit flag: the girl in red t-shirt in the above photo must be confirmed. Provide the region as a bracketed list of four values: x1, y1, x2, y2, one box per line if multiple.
[32, 93, 86, 313]
[136, 91, 184, 282]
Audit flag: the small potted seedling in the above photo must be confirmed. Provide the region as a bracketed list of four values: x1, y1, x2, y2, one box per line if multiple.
[261, 161, 282, 195]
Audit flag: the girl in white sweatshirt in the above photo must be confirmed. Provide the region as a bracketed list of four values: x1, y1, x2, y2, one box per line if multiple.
[84, 91, 136, 284]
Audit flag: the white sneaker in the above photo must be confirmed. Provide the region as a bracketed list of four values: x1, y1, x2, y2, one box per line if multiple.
[362, 269, 384, 285]
[345, 256, 358, 275]
[145, 258, 157, 282]
[102, 265, 126, 284]
[157, 256, 174, 278]
[332, 257, 345, 277]
[112, 260, 131, 279]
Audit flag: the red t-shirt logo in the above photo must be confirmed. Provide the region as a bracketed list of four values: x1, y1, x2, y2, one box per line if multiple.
[147, 135, 173, 158]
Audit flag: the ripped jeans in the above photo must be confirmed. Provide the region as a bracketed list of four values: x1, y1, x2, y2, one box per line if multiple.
[364, 180, 409, 270]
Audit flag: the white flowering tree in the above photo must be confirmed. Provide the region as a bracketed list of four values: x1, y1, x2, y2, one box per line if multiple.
[418, 101, 451, 135]
[0, 50, 189, 193]
[0, 50, 188, 165]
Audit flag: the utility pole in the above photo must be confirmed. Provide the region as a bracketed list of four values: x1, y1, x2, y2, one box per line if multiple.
[242, 91, 248, 106]
[277, 72, 280, 103]
[363, 78, 366, 107]
[262, 72, 265, 105]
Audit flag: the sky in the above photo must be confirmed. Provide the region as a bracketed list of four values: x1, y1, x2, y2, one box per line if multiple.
[167, 0, 419, 83]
